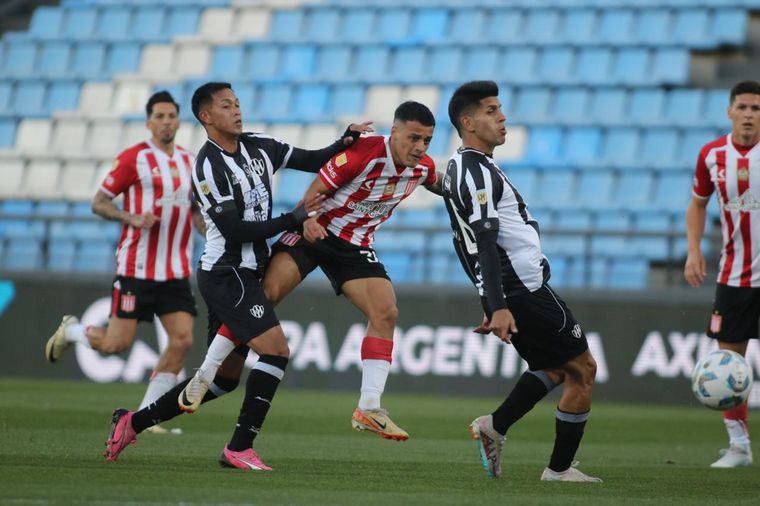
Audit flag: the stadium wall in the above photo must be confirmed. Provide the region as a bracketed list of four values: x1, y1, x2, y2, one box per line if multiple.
[2, 276, 758, 407]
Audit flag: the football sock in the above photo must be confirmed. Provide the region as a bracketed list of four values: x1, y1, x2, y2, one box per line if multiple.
[199, 332, 237, 383]
[131, 375, 239, 433]
[548, 409, 589, 472]
[491, 370, 556, 435]
[358, 336, 393, 410]
[64, 323, 89, 344]
[228, 355, 288, 452]
[137, 372, 177, 410]
[724, 403, 750, 448]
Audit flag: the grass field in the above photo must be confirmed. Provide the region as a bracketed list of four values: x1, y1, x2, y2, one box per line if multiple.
[0, 378, 758, 505]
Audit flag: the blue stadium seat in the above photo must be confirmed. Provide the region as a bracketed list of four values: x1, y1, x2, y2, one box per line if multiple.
[564, 127, 602, 165]
[62, 7, 97, 39]
[427, 123, 450, 157]
[523, 9, 560, 44]
[388, 47, 426, 83]
[0, 81, 11, 113]
[665, 89, 704, 127]
[525, 127, 564, 166]
[13, 80, 47, 116]
[704, 89, 729, 126]
[166, 8, 200, 38]
[48, 239, 76, 272]
[314, 46, 352, 81]
[276, 170, 316, 206]
[633, 210, 671, 231]
[234, 83, 255, 118]
[0, 201, 33, 216]
[711, 9, 747, 46]
[612, 48, 649, 85]
[600, 127, 640, 167]
[652, 48, 690, 85]
[560, 8, 596, 45]
[353, 46, 389, 81]
[97, 7, 131, 41]
[37, 42, 71, 77]
[448, 8, 485, 43]
[547, 255, 568, 287]
[255, 84, 292, 120]
[292, 84, 329, 120]
[616, 172, 655, 210]
[71, 42, 106, 78]
[575, 170, 615, 210]
[376, 8, 411, 43]
[429, 47, 463, 83]
[244, 44, 280, 80]
[339, 10, 375, 42]
[505, 168, 537, 203]
[29, 7, 64, 39]
[589, 88, 627, 126]
[679, 128, 718, 166]
[73, 240, 114, 273]
[485, 9, 522, 44]
[3, 41, 37, 77]
[304, 8, 340, 43]
[533, 170, 575, 208]
[0, 118, 16, 148]
[210, 46, 244, 79]
[639, 128, 680, 169]
[497, 47, 538, 84]
[554, 88, 589, 124]
[106, 42, 141, 74]
[555, 209, 592, 230]
[130, 7, 166, 41]
[2, 239, 43, 271]
[672, 8, 711, 47]
[48, 80, 80, 112]
[607, 257, 648, 289]
[634, 9, 672, 46]
[594, 210, 630, 230]
[597, 8, 634, 44]
[269, 10, 305, 42]
[628, 89, 665, 125]
[461, 47, 498, 81]
[654, 172, 693, 212]
[35, 201, 71, 217]
[328, 84, 365, 116]
[411, 8, 448, 43]
[537, 48, 574, 84]
[513, 87, 551, 124]
[575, 48, 613, 85]
[591, 235, 628, 257]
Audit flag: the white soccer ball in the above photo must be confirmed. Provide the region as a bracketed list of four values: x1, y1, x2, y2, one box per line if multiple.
[691, 349, 753, 410]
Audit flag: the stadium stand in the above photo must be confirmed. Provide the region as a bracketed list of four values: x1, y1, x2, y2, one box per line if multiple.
[0, 0, 752, 288]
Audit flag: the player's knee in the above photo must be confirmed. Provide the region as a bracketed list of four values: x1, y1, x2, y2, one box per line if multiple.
[370, 302, 398, 329]
[262, 278, 282, 305]
[98, 338, 131, 354]
[582, 354, 597, 385]
[168, 331, 193, 355]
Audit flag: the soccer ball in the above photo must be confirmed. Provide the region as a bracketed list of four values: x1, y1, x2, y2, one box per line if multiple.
[691, 350, 753, 410]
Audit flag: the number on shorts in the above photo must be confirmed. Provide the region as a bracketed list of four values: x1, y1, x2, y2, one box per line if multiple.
[360, 250, 379, 263]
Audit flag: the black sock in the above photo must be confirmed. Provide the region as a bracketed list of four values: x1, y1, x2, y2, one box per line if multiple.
[228, 355, 288, 452]
[131, 375, 240, 433]
[548, 409, 589, 472]
[491, 370, 555, 435]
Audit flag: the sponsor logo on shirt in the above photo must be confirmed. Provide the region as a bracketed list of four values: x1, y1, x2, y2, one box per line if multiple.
[724, 190, 760, 212]
[347, 200, 393, 218]
[383, 183, 396, 196]
[326, 161, 337, 179]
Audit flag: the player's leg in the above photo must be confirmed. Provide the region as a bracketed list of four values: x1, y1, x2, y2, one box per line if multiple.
[708, 285, 755, 468]
[262, 250, 309, 306]
[220, 324, 289, 471]
[341, 277, 408, 441]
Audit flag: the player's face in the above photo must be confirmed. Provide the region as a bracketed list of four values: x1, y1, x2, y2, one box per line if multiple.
[146, 102, 179, 145]
[470, 97, 507, 149]
[390, 120, 434, 167]
[205, 88, 243, 136]
[728, 93, 760, 142]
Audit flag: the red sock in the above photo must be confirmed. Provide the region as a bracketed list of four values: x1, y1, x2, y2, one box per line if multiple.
[724, 402, 749, 424]
[360, 336, 393, 362]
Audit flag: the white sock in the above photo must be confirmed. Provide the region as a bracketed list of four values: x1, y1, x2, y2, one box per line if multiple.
[725, 419, 750, 449]
[138, 372, 178, 410]
[63, 323, 88, 343]
[199, 335, 236, 383]
[358, 359, 391, 410]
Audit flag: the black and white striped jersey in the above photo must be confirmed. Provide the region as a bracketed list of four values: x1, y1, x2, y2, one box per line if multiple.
[192, 132, 292, 272]
[443, 147, 548, 297]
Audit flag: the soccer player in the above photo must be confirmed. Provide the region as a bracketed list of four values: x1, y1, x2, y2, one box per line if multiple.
[177, 100, 441, 442]
[44, 91, 203, 433]
[104, 82, 371, 470]
[684, 80, 760, 468]
[443, 81, 601, 482]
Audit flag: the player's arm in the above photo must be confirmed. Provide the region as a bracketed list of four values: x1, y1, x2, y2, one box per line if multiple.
[286, 122, 374, 173]
[424, 171, 445, 196]
[300, 177, 333, 242]
[93, 153, 158, 229]
[190, 201, 206, 236]
[684, 147, 714, 288]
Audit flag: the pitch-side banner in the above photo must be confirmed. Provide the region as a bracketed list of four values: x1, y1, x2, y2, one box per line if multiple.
[1, 277, 758, 406]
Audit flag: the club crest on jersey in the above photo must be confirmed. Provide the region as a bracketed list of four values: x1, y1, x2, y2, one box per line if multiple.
[476, 189, 489, 205]
[335, 153, 348, 167]
[738, 168, 749, 181]
[251, 158, 265, 176]
[120, 293, 136, 313]
[279, 232, 301, 246]
[383, 183, 396, 196]
[199, 180, 211, 195]
[710, 312, 722, 334]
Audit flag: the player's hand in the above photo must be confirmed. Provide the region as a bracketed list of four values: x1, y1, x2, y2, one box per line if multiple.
[684, 250, 707, 288]
[303, 217, 327, 242]
[341, 121, 374, 146]
[129, 212, 159, 229]
[488, 308, 518, 344]
[473, 313, 491, 334]
[302, 193, 326, 216]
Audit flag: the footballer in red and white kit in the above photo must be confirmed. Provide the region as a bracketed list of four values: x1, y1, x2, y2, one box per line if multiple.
[267, 101, 443, 441]
[685, 80, 760, 468]
[45, 92, 204, 431]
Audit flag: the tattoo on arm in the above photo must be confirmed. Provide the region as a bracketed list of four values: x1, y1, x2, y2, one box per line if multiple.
[91, 191, 129, 223]
[191, 204, 207, 236]
[425, 173, 444, 196]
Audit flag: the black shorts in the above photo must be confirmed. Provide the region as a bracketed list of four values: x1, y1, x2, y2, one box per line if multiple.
[111, 276, 197, 323]
[272, 231, 389, 295]
[706, 284, 760, 343]
[197, 266, 279, 354]
[507, 284, 589, 371]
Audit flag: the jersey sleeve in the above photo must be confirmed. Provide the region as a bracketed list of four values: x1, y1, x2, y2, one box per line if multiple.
[318, 137, 371, 190]
[461, 158, 500, 235]
[244, 133, 294, 172]
[423, 158, 437, 186]
[692, 145, 714, 199]
[100, 149, 139, 197]
[193, 154, 237, 220]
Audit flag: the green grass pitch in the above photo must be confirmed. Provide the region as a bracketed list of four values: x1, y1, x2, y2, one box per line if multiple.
[1, 378, 758, 505]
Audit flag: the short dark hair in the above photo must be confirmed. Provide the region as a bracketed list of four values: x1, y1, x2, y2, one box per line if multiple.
[393, 101, 435, 127]
[448, 80, 499, 137]
[191, 82, 232, 124]
[146, 90, 179, 118]
[730, 80, 760, 104]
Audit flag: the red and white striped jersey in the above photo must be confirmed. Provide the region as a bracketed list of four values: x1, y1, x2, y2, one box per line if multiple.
[317, 135, 436, 247]
[693, 133, 760, 287]
[100, 140, 195, 281]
